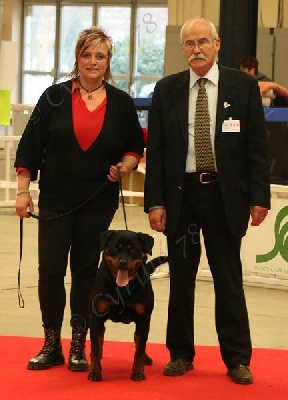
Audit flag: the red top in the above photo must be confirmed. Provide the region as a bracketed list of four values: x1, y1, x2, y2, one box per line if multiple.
[72, 81, 107, 151]
[72, 81, 141, 162]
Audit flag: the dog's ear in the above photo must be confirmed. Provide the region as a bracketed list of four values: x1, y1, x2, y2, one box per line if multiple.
[137, 232, 154, 255]
[100, 230, 116, 250]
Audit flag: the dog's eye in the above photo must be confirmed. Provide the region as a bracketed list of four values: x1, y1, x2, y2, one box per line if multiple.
[106, 248, 118, 256]
[129, 249, 139, 256]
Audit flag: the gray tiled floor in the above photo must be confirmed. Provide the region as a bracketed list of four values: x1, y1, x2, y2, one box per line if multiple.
[0, 206, 287, 350]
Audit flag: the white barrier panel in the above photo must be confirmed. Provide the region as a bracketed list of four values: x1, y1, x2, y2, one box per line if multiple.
[0, 136, 21, 206]
[242, 185, 288, 285]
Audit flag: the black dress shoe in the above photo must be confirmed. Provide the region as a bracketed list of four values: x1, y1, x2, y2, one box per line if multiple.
[163, 359, 194, 376]
[227, 364, 254, 384]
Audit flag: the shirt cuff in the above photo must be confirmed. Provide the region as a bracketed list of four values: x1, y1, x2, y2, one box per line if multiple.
[16, 167, 29, 174]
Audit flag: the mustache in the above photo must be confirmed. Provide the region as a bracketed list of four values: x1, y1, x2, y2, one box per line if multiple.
[188, 54, 207, 62]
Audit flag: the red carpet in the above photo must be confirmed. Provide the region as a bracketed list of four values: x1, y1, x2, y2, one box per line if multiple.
[1, 336, 287, 400]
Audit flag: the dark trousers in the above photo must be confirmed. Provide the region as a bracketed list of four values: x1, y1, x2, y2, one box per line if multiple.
[166, 177, 252, 368]
[38, 208, 115, 331]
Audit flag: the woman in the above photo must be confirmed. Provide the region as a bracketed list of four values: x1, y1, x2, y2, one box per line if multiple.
[15, 27, 144, 372]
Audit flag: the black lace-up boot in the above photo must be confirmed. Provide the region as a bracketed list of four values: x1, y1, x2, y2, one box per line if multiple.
[27, 328, 65, 370]
[68, 327, 89, 371]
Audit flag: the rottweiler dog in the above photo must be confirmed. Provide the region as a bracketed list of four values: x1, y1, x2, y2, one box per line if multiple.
[88, 229, 168, 382]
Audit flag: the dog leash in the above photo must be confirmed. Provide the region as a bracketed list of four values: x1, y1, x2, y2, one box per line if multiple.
[26, 180, 110, 222]
[117, 167, 129, 231]
[17, 218, 25, 308]
[17, 170, 130, 308]
[17, 179, 111, 307]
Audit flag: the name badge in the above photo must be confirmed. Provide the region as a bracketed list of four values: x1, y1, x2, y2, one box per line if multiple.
[222, 118, 240, 132]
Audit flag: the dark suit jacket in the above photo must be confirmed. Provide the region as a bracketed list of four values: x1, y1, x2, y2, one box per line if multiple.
[144, 65, 271, 238]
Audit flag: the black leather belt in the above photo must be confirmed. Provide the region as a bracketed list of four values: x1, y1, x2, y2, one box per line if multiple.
[185, 172, 218, 184]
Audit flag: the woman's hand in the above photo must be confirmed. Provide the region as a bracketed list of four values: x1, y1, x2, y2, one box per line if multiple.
[107, 163, 130, 182]
[107, 155, 139, 182]
[15, 192, 34, 218]
[15, 169, 34, 218]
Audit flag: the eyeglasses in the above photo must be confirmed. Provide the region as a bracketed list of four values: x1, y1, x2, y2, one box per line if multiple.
[182, 38, 216, 50]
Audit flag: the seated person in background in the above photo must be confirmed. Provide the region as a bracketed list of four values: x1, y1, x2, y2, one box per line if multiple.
[239, 55, 275, 106]
[258, 81, 288, 105]
[258, 81, 288, 182]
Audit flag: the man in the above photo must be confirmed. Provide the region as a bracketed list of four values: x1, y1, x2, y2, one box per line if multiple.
[144, 18, 270, 384]
[238, 54, 269, 81]
[239, 55, 275, 106]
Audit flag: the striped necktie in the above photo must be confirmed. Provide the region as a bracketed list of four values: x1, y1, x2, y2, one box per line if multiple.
[194, 78, 215, 172]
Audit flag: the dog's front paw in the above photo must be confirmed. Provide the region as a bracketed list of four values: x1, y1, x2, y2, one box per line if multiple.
[88, 371, 102, 382]
[131, 371, 146, 381]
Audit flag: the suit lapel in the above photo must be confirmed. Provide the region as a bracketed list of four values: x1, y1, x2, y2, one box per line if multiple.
[171, 70, 190, 142]
[216, 67, 236, 137]
[171, 68, 237, 143]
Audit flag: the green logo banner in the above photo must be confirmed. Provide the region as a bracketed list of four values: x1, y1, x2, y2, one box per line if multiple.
[256, 206, 288, 263]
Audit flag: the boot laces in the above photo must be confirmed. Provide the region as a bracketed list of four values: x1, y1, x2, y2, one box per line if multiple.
[38, 330, 58, 355]
[70, 328, 87, 356]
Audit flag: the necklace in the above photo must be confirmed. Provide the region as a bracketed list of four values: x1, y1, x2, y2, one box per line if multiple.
[77, 80, 103, 100]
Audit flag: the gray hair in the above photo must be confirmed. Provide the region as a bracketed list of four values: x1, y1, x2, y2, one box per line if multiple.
[180, 18, 219, 43]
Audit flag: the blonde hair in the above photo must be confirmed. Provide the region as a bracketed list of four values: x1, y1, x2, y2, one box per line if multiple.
[68, 27, 113, 82]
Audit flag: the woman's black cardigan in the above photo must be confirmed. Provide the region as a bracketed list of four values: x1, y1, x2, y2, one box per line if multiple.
[15, 80, 144, 212]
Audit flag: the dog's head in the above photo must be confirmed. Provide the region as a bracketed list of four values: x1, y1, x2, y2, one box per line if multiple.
[100, 230, 154, 287]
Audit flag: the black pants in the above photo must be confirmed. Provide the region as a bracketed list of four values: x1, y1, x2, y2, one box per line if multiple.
[38, 208, 115, 331]
[166, 178, 252, 368]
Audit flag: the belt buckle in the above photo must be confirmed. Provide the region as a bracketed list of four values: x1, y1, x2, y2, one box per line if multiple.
[199, 172, 211, 184]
